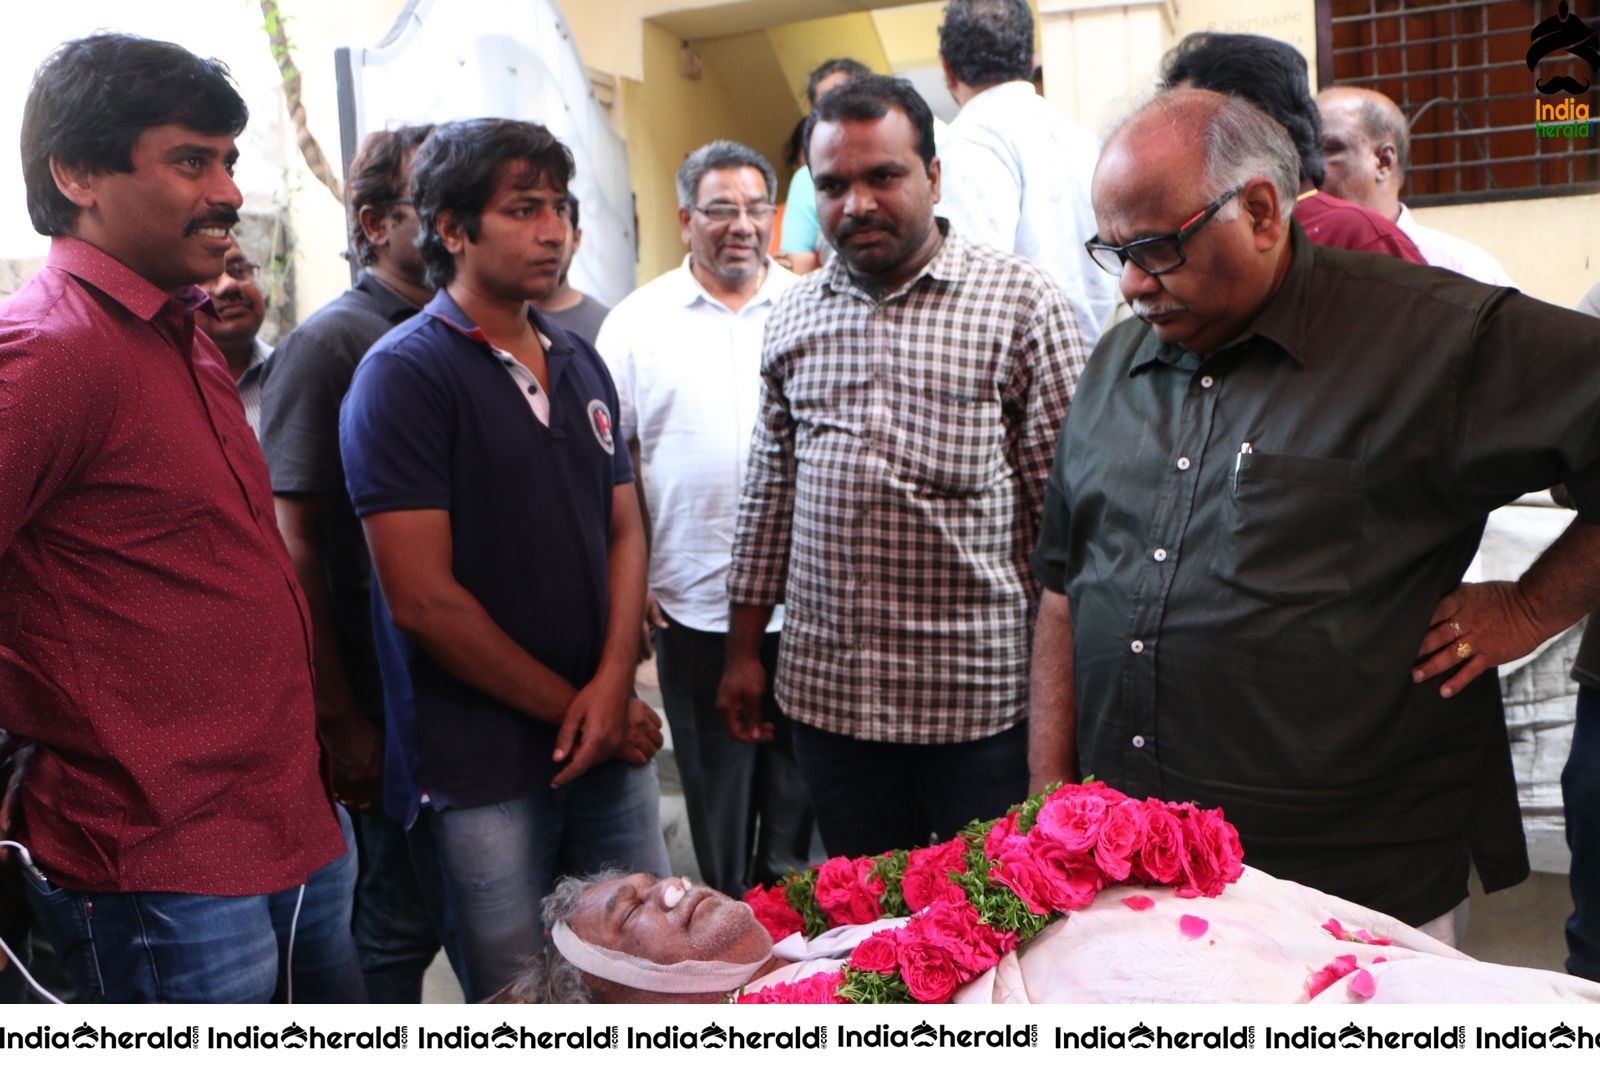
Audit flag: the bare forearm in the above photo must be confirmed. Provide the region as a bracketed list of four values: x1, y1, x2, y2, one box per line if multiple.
[595, 487, 648, 692]
[1028, 589, 1078, 791]
[392, 590, 577, 724]
[726, 602, 774, 663]
[1518, 517, 1600, 638]
[275, 498, 364, 728]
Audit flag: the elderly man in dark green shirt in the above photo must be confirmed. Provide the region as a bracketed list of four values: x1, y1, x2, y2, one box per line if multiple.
[1029, 88, 1600, 939]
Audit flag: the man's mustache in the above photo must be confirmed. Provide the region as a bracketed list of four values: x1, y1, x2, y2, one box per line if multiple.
[1537, 74, 1593, 95]
[836, 219, 889, 241]
[184, 210, 241, 236]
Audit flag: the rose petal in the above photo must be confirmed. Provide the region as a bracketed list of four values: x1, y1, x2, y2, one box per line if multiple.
[1122, 895, 1156, 911]
[1372, 956, 1387, 965]
[1179, 914, 1209, 939]
[1349, 968, 1376, 999]
[1322, 918, 1346, 939]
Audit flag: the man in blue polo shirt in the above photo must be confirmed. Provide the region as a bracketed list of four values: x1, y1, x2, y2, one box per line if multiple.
[339, 118, 669, 1002]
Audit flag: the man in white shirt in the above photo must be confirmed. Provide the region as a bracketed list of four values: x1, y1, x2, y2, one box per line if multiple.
[934, 0, 1113, 344]
[197, 235, 271, 435]
[1317, 86, 1515, 287]
[597, 141, 822, 897]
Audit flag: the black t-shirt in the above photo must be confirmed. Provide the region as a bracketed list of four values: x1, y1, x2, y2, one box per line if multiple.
[258, 272, 420, 721]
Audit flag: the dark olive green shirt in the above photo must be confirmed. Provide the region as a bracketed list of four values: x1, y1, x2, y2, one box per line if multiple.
[1034, 224, 1600, 924]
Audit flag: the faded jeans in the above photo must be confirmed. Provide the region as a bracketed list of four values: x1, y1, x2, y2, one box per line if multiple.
[23, 806, 364, 1003]
[408, 759, 669, 1002]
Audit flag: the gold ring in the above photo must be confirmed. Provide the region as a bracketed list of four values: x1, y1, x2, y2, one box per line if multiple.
[1455, 641, 1473, 660]
[1450, 619, 1463, 638]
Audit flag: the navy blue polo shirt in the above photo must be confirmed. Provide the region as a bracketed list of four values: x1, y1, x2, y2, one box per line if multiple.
[340, 290, 631, 824]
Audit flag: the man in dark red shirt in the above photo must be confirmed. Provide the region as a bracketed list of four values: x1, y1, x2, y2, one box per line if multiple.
[0, 33, 360, 1003]
[1158, 32, 1426, 265]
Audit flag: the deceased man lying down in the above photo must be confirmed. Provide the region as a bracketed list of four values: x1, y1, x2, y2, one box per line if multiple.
[495, 785, 1599, 1005]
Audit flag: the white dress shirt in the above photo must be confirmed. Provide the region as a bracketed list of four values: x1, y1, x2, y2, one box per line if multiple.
[1397, 204, 1516, 287]
[236, 337, 272, 438]
[936, 80, 1114, 345]
[597, 258, 796, 632]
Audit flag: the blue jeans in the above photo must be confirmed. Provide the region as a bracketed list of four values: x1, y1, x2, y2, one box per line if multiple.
[22, 806, 365, 1003]
[1565, 686, 1600, 981]
[408, 760, 669, 1002]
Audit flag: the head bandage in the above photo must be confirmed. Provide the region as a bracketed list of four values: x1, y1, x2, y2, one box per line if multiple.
[551, 879, 773, 994]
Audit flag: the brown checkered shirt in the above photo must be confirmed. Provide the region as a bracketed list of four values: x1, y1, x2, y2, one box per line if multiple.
[728, 226, 1087, 744]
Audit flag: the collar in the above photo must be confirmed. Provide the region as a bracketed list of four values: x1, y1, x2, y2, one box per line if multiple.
[355, 269, 426, 323]
[47, 235, 208, 322]
[1129, 220, 1314, 375]
[423, 289, 558, 347]
[954, 79, 1037, 122]
[673, 255, 793, 312]
[819, 217, 962, 304]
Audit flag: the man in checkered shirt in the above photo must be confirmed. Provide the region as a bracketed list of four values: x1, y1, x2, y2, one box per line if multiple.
[718, 74, 1088, 857]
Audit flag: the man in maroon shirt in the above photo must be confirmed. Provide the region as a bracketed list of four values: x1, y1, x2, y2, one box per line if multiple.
[1158, 32, 1426, 265]
[0, 34, 360, 1003]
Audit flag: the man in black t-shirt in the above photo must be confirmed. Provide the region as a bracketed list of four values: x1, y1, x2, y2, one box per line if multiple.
[257, 124, 440, 1003]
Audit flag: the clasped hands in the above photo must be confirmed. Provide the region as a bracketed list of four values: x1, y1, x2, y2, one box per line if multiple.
[551, 680, 663, 787]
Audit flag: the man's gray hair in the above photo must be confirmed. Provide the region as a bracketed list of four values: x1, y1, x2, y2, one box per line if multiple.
[1201, 94, 1300, 222]
[517, 869, 629, 1004]
[675, 140, 778, 208]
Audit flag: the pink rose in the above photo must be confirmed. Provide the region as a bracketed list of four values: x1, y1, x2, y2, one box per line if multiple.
[1178, 819, 1226, 897]
[742, 884, 804, 942]
[1071, 780, 1131, 804]
[735, 970, 846, 1004]
[1034, 788, 1110, 851]
[1178, 808, 1245, 897]
[1134, 801, 1185, 885]
[848, 930, 901, 974]
[1032, 835, 1105, 911]
[990, 853, 1055, 915]
[984, 811, 1027, 861]
[1094, 799, 1148, 882]
[814, 856, 885, 927]
[902, 839, 969, 912]
[915, 900, 998, 975]
[897, 938, 961, 1003]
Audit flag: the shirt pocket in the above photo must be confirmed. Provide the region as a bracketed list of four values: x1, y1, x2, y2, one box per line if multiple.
[1215, 450, 1366, 603]
[890, 375, 1005, 498]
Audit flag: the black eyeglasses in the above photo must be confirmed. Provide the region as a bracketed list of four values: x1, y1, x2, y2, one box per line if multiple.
[693, 202, 776, 224]
[1084, 184, 1245, 276]
[222, 258, 260, 282]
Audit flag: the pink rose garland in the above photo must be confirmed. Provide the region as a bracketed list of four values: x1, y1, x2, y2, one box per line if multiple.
[737, 783, 1247, 1005]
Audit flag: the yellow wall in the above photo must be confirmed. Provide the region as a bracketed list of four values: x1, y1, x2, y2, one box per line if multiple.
[1416, 196, 1600, 309]
[618, 22, 749, 284]
[613, 10, 899, 282]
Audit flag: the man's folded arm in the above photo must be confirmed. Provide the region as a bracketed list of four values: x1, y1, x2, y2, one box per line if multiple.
[361, 507, 579, 724]
[277, 493, 382, 806]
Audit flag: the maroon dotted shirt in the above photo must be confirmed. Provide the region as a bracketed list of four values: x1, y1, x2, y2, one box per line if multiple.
[0, 237, 343, 894]
[1294, 190, 1427, 264]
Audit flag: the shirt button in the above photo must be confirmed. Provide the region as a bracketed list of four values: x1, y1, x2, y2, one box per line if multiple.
[1200, 375, 1215, 389]
[1130, 639, 1145, 654]
[527, 385, 537, 395]
[1176, 457, 1191, 471]
[1153, 548, 1168, 562]
[1132, 735, 1146, 749]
